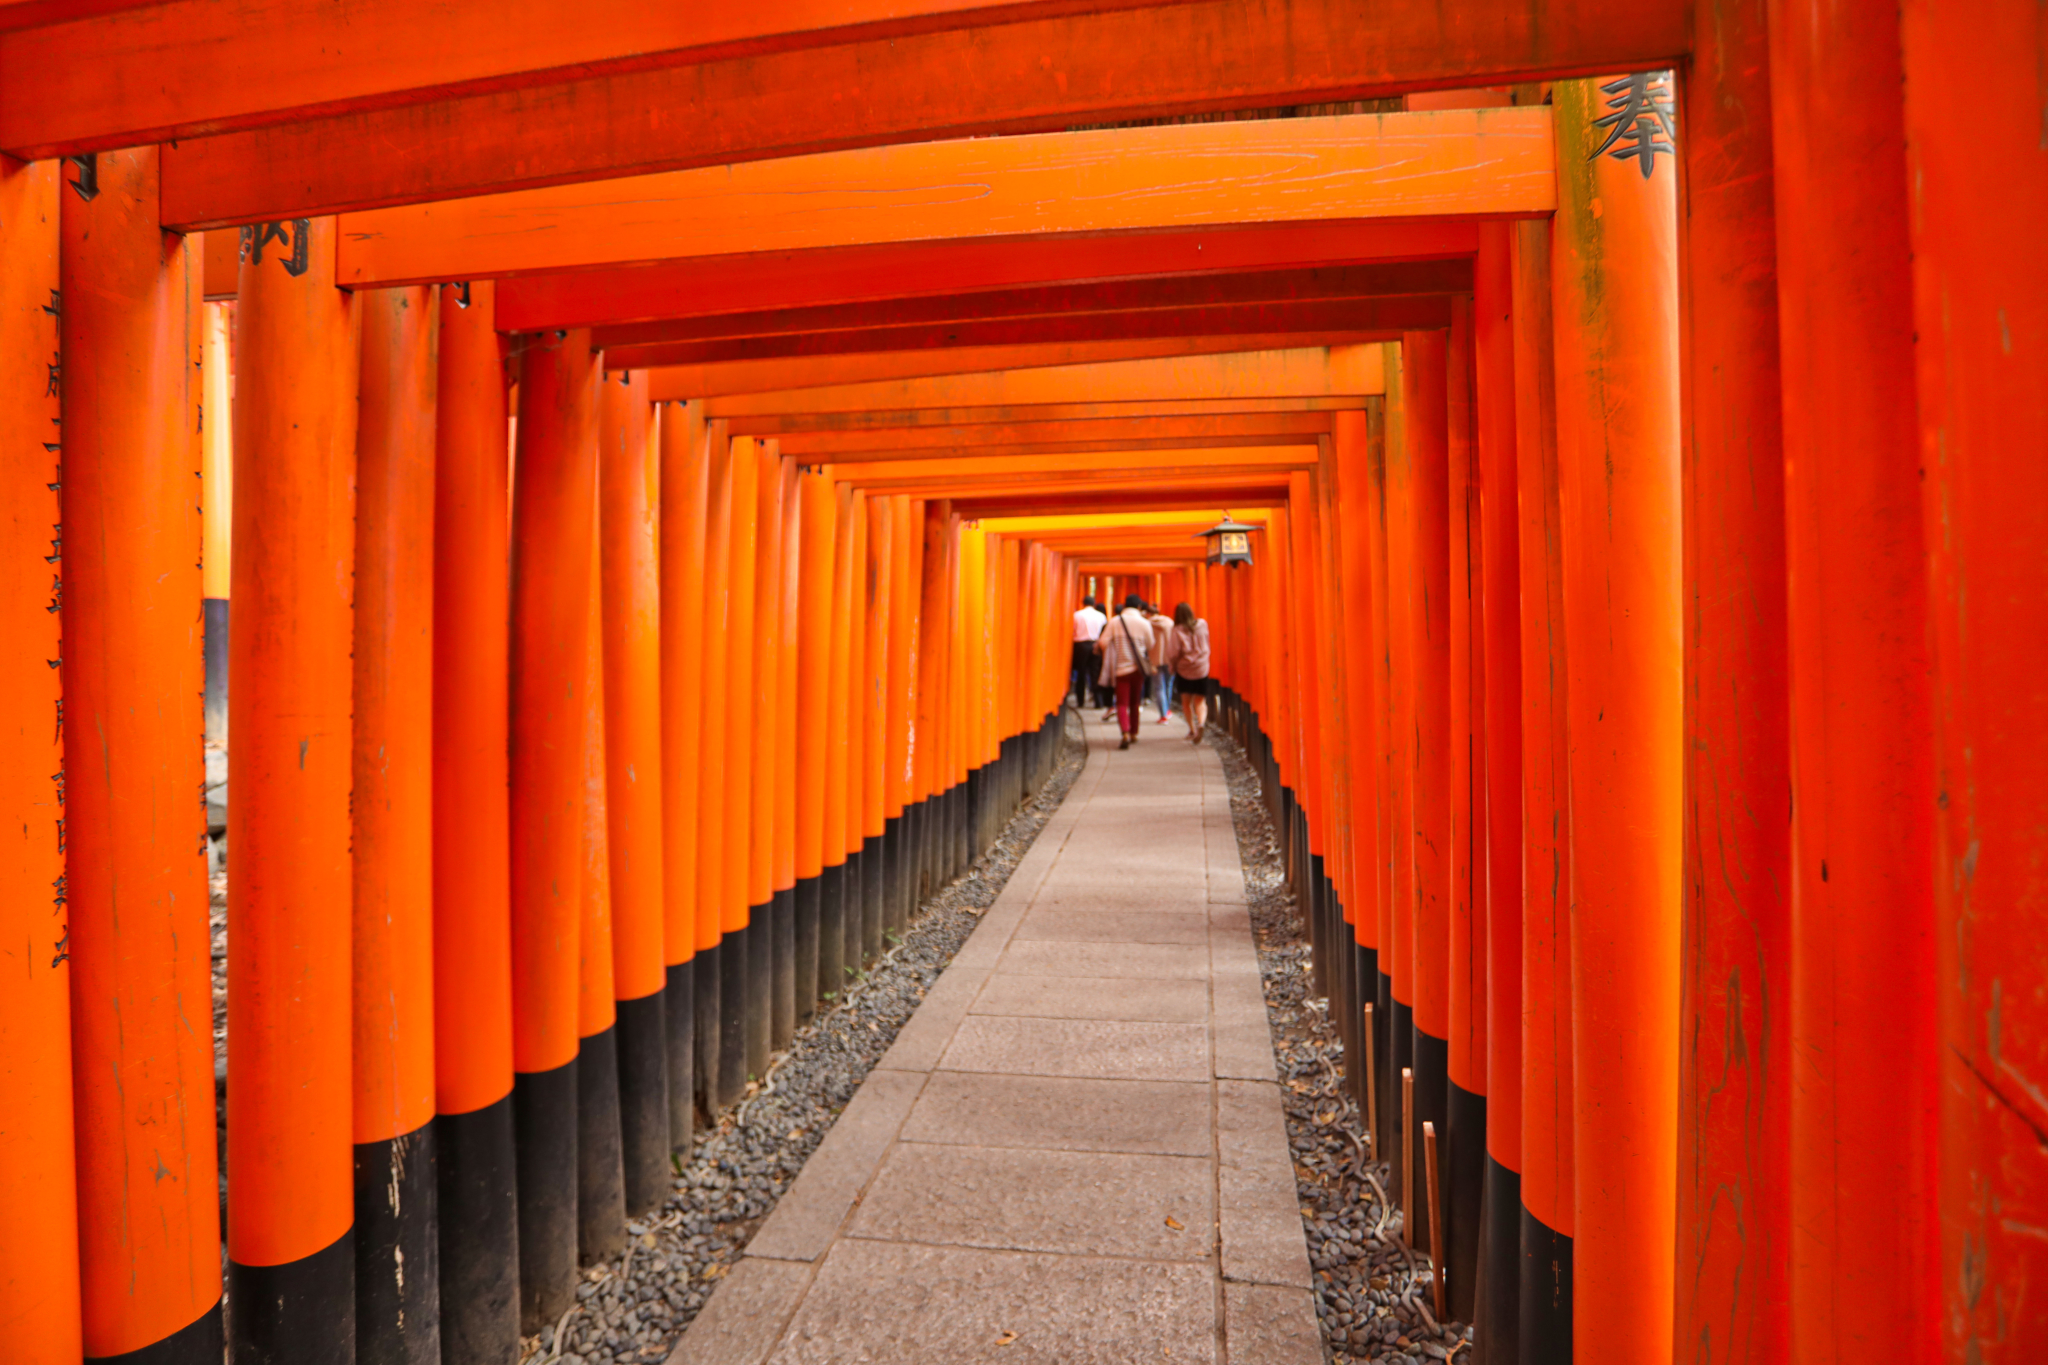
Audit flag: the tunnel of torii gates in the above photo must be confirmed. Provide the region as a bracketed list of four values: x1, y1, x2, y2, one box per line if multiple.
[0, 1, 2040, 1364]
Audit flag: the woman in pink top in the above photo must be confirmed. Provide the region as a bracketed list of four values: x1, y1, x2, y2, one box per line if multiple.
[1162, 602, 1214, 742]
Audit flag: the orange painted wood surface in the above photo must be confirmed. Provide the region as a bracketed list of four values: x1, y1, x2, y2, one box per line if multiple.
[146, 0, 1681, 228]
[336, 111, 1551, 287]
[658, 402, 709, 963]
[227, 215, 358, 1267]
[496, 221, 1482, 332]
[578, 527, 614, 1039]
[697, 423, 738, 945]
[352, 285, 440, 1146]
[773, 413, 1334, 461]
[0, 152, 78, 1365]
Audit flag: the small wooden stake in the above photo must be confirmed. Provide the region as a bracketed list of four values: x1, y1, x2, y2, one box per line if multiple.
[1362, 1003, 1378, 1159]
[1401, 1066, 1415, 1245]
[1423, 1119, 1446, 1322]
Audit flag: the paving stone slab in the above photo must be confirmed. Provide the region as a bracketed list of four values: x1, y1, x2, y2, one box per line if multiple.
[746, 1068, 927, 1262]
[851, 1142, 1216, 1259]
[1013, 909, 1209, 945]
[765, 1240, 1217, 1365]
[1223, 1282, 1325, 1365]
[899, 1072, 1214, 1155]
[1215, 1080, 1314, 1288]
[969, 973, 1210, 1024]
[1032, 884, 1216, 913]
[939, 1014, 1210, 1082]
[877, 965, 991, 1073]
[664, 1257, 812, 1365]
[996, 939, 1212, 980]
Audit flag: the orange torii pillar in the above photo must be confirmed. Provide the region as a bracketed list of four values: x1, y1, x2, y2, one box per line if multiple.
[1552, 75, 1683, 1365]
[1286, 470, 1328, 1005]
[1378, 348, 1416, 1190]
[837, 488, 870, 978]
[915, 501, 955, 898]
[578, 531, 626, 1265]
[695, 420, 739, 1112]
[1334, 410, 1384, 1134]
[888, 496, 923, 930]
[598, 371, 670, 1214]
[1443, 299, 1486, 1321]
[1472, 221, 1525, 1364]
[353, 283, 440, 1361]
[1905, 7, 2048, 1357]
[715, 434, 761, 1106]
[1675, 4, 1792, 1360]
[508, 328, 598, 1328]
[863, 492, 896, 961]
[1772, 8, 1940, 1358]
[1512, 214, 1574, 1361]
[432, 280, 521, 1365]
[746, 443, 790, 1067]
[658, 400, 707, 1153]
[819, 482, 859, 993]
[771, 453, 802, 1047]
[60, 148, 221, 1365]
[229, 214, 358, 1363]
[0, 155, 78, 1365]
[1401, 330, 1455, 1261]
[796, 468, 838, 1018]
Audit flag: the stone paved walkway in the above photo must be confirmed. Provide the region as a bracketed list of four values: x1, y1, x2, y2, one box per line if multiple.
[670, 712, 1322, 1365]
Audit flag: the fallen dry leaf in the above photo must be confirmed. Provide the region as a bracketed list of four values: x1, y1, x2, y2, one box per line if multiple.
[1164, 1216, 1185, 1231]
[996, 1330, 1018, 1346]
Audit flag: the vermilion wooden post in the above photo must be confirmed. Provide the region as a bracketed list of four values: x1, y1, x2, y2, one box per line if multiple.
[598, 370, 670, 1215]
[772, 452, 801, 1044]
[797, 469, 838, 1018]
[916, 501, 953, 898]
[229, 214, 359, 1364]
[1334, 409, 1383, 1133]
[1443, 297, 1485, 1321]
[1471, 220, 1524, 1365]
[1511, 214, 1574, 1360]
[508, 327, 598, 1328]
[865, 492, 896, 959]
[0, 153, 78, 1365]
[1675, 4, 1791, 1360]
[59, 147, 223, 1365]
[657, 398, 705, 1152]
[1769, 10, 1939, 1360]
[431, 278, 520, 1365]
[888, 495, 921, 930]
[1902, 7, 2048, 1356]
[1552, 75, 1683, 1365]
[1363, 394, 1400, 1169]
[1380, 346, 1417, 1191]
[696, 421, 738, 1111]
[352, 283, 441, 1362]
[577, 533, 626, 1264]
[821, 481, 858, 993]
[717, 433, 760, 1105]
[841, 488, 873, 974]
[745, 441, 786, 1071]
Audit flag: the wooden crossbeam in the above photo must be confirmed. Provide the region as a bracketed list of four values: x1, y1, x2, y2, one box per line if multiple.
[497, 221, 1480, 332]
[334, 110, 1549, 286]
[822, 446, 1319, 484]
[722, 398, 1368, 437]
[125, 0, 1684, 227]
[772, 412, 1333, 460]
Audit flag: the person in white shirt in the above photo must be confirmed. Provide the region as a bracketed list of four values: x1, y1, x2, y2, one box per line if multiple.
[1096, 594, 1156, 749]
[1070, 596, 1107, 707]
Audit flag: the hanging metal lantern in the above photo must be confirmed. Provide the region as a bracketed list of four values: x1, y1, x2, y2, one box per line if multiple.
[1197, 513, 1259, 568]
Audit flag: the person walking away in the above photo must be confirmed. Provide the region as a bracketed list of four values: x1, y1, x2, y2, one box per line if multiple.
[1097, 594, 1155, 749]
[1070, 594, 1106, 708]
[1163, 602, 1213, 742]
[1145, 603, 1175, 723]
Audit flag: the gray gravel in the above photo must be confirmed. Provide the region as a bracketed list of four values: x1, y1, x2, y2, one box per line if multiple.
[531, 713, 1090, 1365]
[1209, 727, 1472, 1365]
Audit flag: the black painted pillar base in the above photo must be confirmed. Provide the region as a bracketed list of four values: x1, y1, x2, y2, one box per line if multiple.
[746, 910, 774, 1077]
[228, 1228, 354, 1365]
[716, 932, 748, 1109]
[1473, 1157, 1522, 1365]
[436, 1094, 519, 1365]
[861, 832, 884, 966]
[793, 876, 819, 1027]
[1352, 944, 1379, 1118]
[815, 866, 843, 1013]
[1308, 851, 1330, 998]
[98, 1298, 223, 1365]
[1445, 1081, 1486, 1322]
[665, 960, 695, 1156]
[512, 1059, 577, 1331]
[874, 819, 898, 962]
[1388, 998, 1413, 1205]
[695, 946, 724, 1120]
[615, 990, 670, 1216]
[770, 884, 797, 1050]
[1375, 970, 1394, 1161]
[1519, 1206, 1572, 1364]
[1411, 1027, 1450, 1257]
[355, 1120, 440, 1365]
[576, 1025, 627, 1264]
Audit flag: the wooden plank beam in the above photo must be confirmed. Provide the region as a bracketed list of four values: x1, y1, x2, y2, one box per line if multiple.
[334, 110, 1550, 284]
[688, 342, 1385, 413]
[497, 221, 1480, 332]
[823, 446, 1319, 483]
[957, 489, 1286, 517]
[723, 397, 1369, 437]
[604, 296, 1443, 369]
[139, 0, 1684, 226]
[774, 412, 1334, 459]
[0, 0, 167, 33]
[650, 333, 1388, 399]
[592, 262, 1473, 349]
